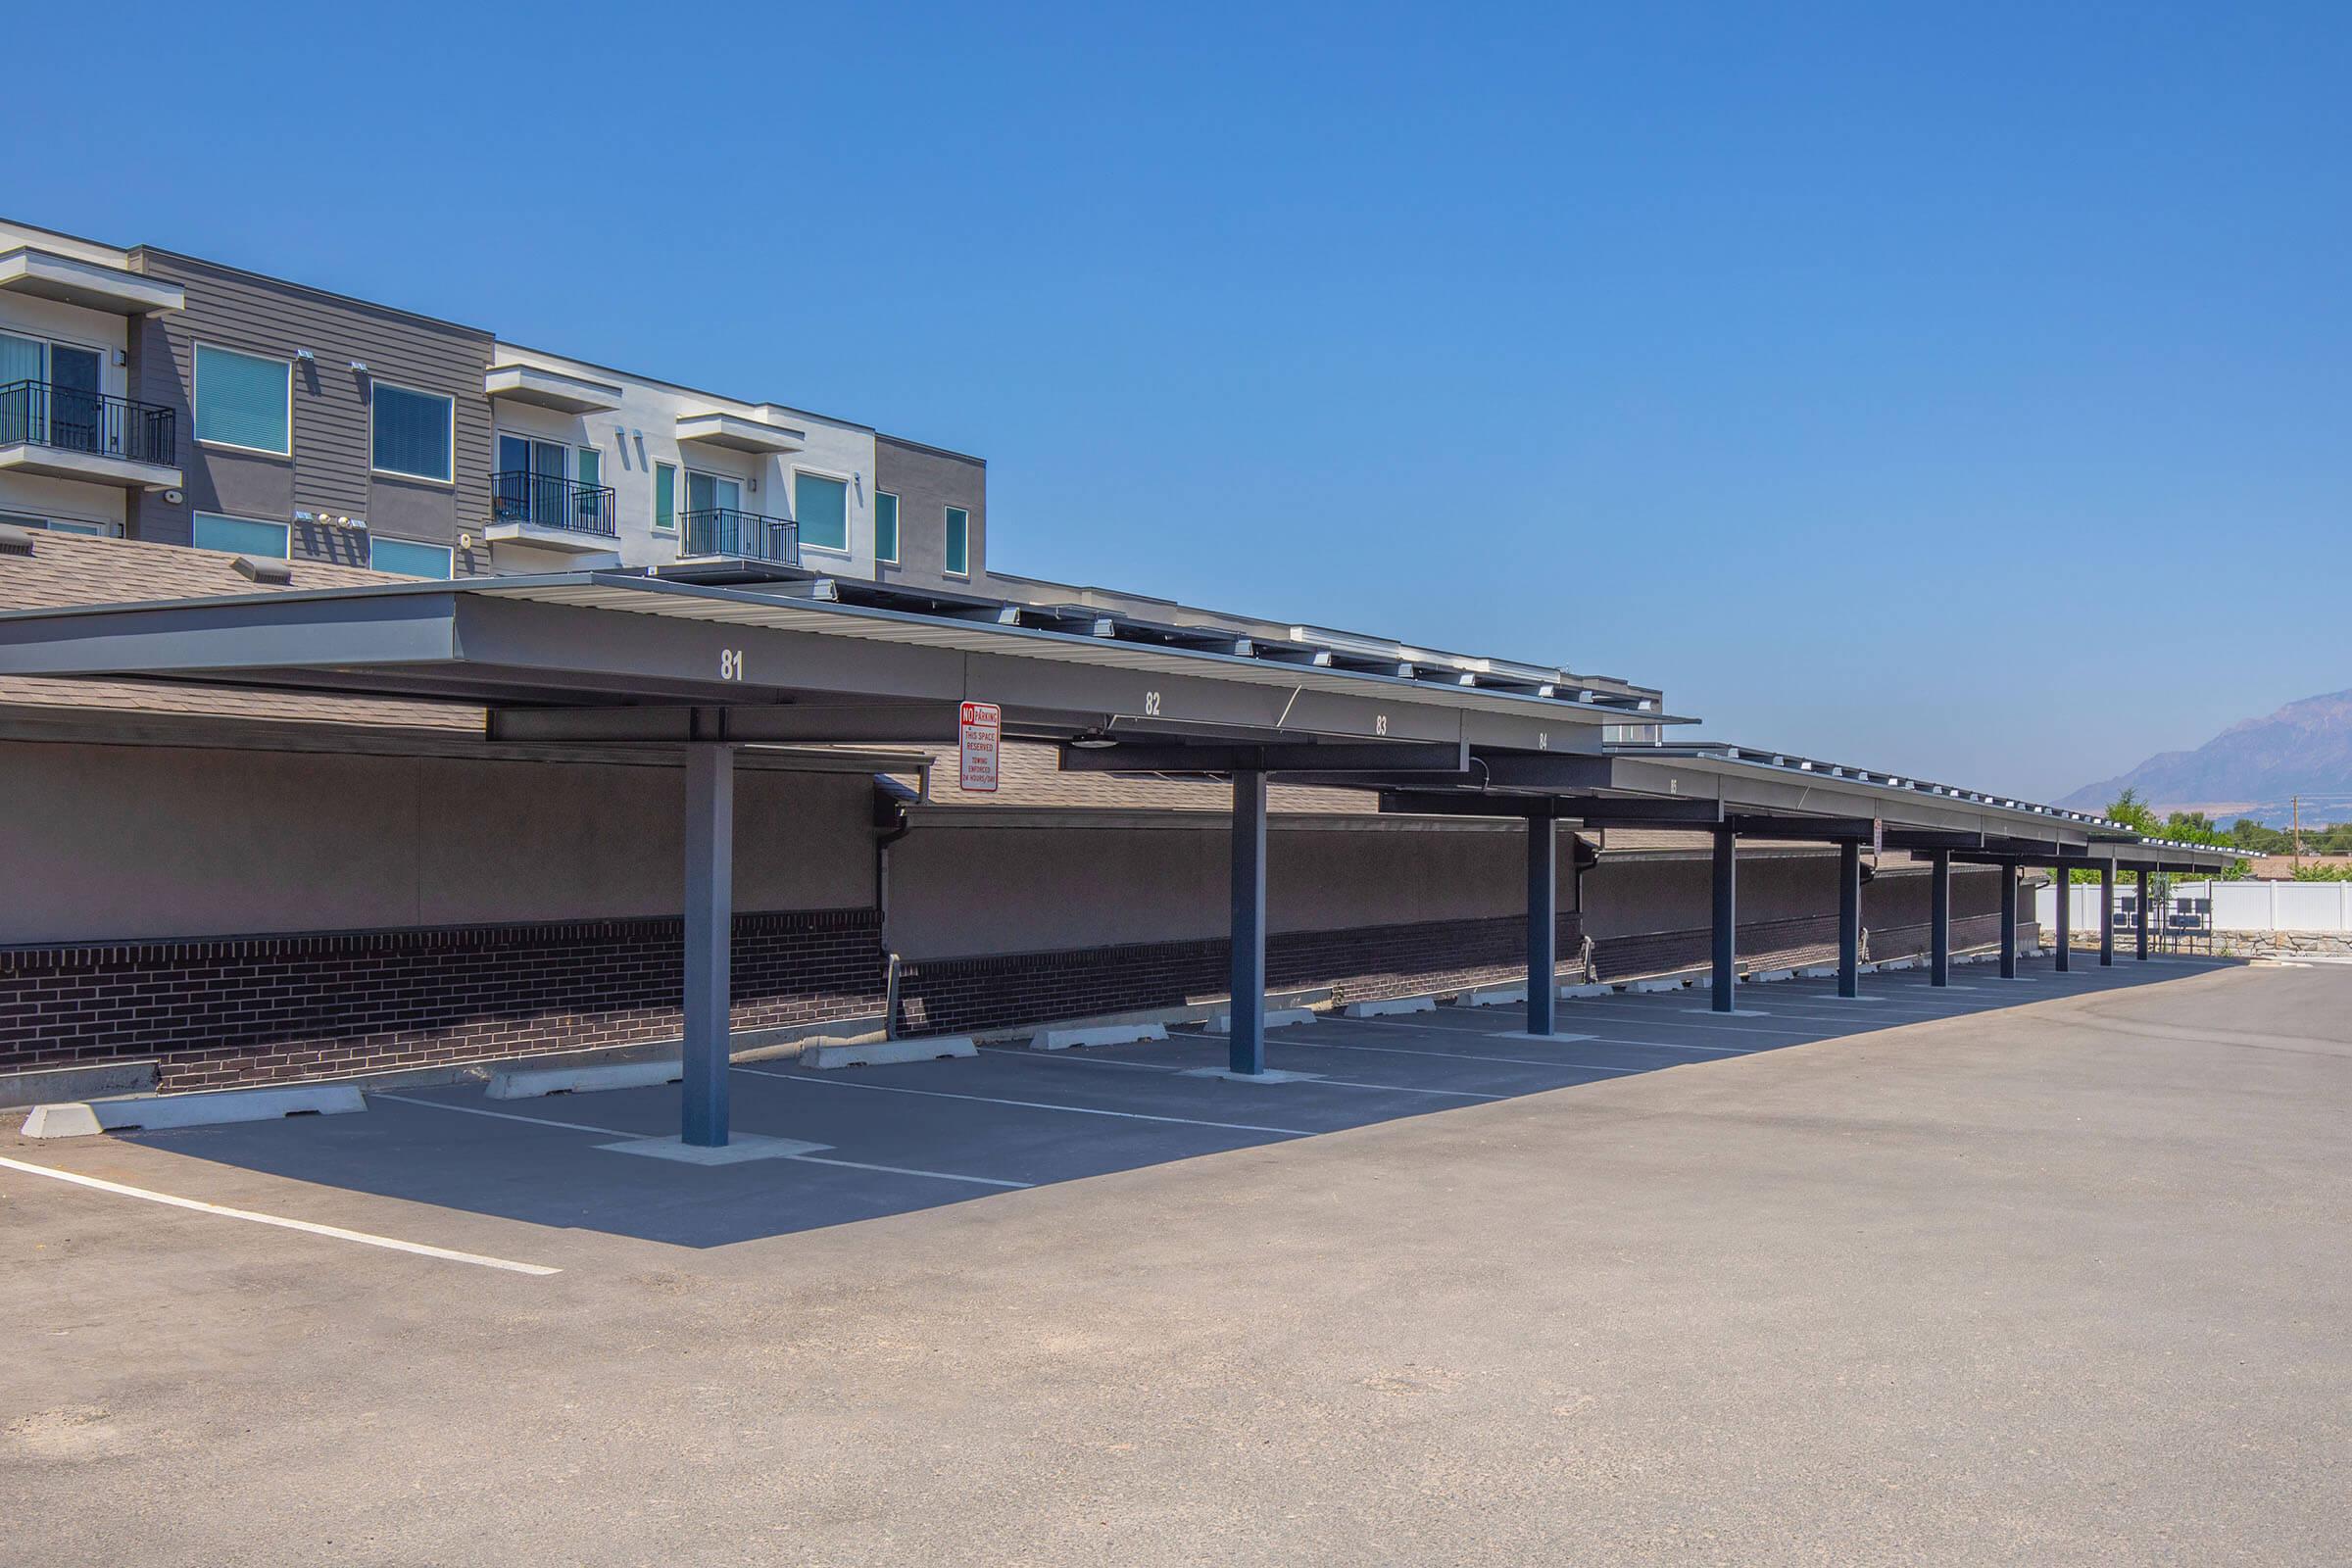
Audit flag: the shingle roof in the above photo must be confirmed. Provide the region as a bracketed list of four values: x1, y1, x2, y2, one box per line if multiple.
[915, 741, 1379, 815]
[0, 532, 477, 733]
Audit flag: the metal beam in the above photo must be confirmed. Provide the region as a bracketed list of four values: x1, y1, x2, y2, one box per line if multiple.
[1723, 814, 1875, 841]
[681, 742, 734, 1148]
[1527, 816, 1557, 1037]
[1229, 769, 1268, 1076]
[489, 702, 961, 745]
[1058, 740, 1470, 776]
[1711, 828, 1737, 1013]
[1838, 841, 1862, 999]
[1929, 849, 1952, 987]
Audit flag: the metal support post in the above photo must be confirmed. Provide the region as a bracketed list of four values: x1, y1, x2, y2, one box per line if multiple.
[1930, 849, 1952, 987]
[1228, 768, 1268, 1075]
[682, 741, 735, 1148]
[1711, 828, 1737, 1013]
[1838, 840, 1861, 998]
[1527, 815, 1557, 1036]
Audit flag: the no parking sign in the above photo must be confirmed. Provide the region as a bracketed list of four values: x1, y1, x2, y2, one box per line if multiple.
[959, 701, 1001, 793]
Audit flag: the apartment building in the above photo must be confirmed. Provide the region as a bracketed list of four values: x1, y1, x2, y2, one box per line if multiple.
[0, 219, 986, 588]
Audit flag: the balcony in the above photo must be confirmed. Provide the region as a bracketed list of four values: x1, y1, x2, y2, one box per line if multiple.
[483, 469, 619, 554]
[0, 380, 181, 489]
[674, 410, 805, 455]
[681, 508, 798, 564]
[483, 362, 623, 414]
[0, 246, 184, 317]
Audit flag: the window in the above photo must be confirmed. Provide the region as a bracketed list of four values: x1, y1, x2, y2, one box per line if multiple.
[873, 490, 900, 564]
[194, 345, 291, 455]
[654, 463, 676, 530]
[795, 472, 848, 554]
[370, 382, 454, 481]
[576, 445, 601, 490]
[1, 509, 119, 538]
[369, 535, 454, 578]
[945, 506, 970, 576]
[193, 511, 290, 558]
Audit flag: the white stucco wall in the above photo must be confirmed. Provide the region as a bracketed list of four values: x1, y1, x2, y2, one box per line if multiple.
[0, 255, 138, 536]
[484, 343, 877, 576]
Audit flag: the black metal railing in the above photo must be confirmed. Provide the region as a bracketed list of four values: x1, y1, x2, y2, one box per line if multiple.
[682, 508, 797, 564]
[0, 380, 177, 466]
[491, 469, 617, 535]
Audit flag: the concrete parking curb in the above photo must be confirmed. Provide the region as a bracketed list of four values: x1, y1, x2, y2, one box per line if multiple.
[487, 1060, 684, 1100]
[1342, 998, 1436, 1018]
[801, 1037, 978, 1070]
[1211, 1008, 1317, 1032]
[21, 1084, 366, 1138]
[1030, 1024, 1169, 1052]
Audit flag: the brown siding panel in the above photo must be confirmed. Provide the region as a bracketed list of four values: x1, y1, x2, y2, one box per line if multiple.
[123, 252, 493, 564]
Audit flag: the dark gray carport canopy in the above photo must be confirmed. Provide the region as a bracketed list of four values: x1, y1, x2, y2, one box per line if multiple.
[0, 571, 1661, 755]
[0, 568, 2238, 868]
[0, 566, 2240, 1139]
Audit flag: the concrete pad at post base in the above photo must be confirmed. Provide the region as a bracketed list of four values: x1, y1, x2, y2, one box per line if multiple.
[802, 1037, 977, 1070]
[598, 1134, 831, 1165]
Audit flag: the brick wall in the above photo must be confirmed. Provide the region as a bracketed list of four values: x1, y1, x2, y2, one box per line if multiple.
[0, 908, 884, 1090]
[896, 911, 1588, 1038]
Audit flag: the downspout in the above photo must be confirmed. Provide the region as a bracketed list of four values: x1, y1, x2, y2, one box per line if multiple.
[872, 779, 916, 1040]
[1571, 830, 1601, 982]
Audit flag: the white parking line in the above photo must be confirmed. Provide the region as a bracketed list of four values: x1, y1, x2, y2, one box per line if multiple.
[787, 1152, 1031, 1190]
[380, 1092, 1024, 1191]
[1293, 1034, 1643, 1073]
[738, 1066, 1314, 1137]
[374, 1093, 634, 1137]
[977, 1047, 1187, 1073]
[0, 1152, 560, 1277]
[1335, 1017, 1750, 1055]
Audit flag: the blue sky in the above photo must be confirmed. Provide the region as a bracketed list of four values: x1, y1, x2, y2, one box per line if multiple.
[13, 1, 2348, 800]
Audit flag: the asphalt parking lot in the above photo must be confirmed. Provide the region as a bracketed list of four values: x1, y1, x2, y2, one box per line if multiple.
[6, 955, 2346, 1565]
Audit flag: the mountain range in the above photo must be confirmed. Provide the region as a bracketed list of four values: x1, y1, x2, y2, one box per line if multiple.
[2058, 688, 2352, 827]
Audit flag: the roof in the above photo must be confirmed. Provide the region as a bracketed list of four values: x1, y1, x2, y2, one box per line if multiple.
[916, 741, 1376, 816]
[0, 533, 476, 734]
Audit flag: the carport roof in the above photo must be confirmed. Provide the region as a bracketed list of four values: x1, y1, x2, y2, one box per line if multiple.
[0, 554, 2243, 870]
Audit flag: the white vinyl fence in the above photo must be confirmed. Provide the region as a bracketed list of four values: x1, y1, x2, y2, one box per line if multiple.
[2037, 880, 2352, 934]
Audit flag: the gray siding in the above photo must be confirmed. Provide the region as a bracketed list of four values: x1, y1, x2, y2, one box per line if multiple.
[872, 434, 987, 591]
[123, 251, 493, 567]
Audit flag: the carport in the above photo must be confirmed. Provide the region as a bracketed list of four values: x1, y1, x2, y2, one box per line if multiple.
[0, 569, 2234, 1149]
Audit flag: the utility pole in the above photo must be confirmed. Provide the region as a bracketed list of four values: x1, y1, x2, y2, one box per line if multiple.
[2294, 795, 2303, 873]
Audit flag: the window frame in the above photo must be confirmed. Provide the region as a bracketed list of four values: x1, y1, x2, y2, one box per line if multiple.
[192, 510, 291, 559]
[653, 462, 677, 531]
[873, 489, 900, 564]
[192, 342, 294, 458]
[944, 505, 970, 578]
[368, 533, 456, 578]
[368, 379, 457, 484]
[792, 466, 854, 559]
